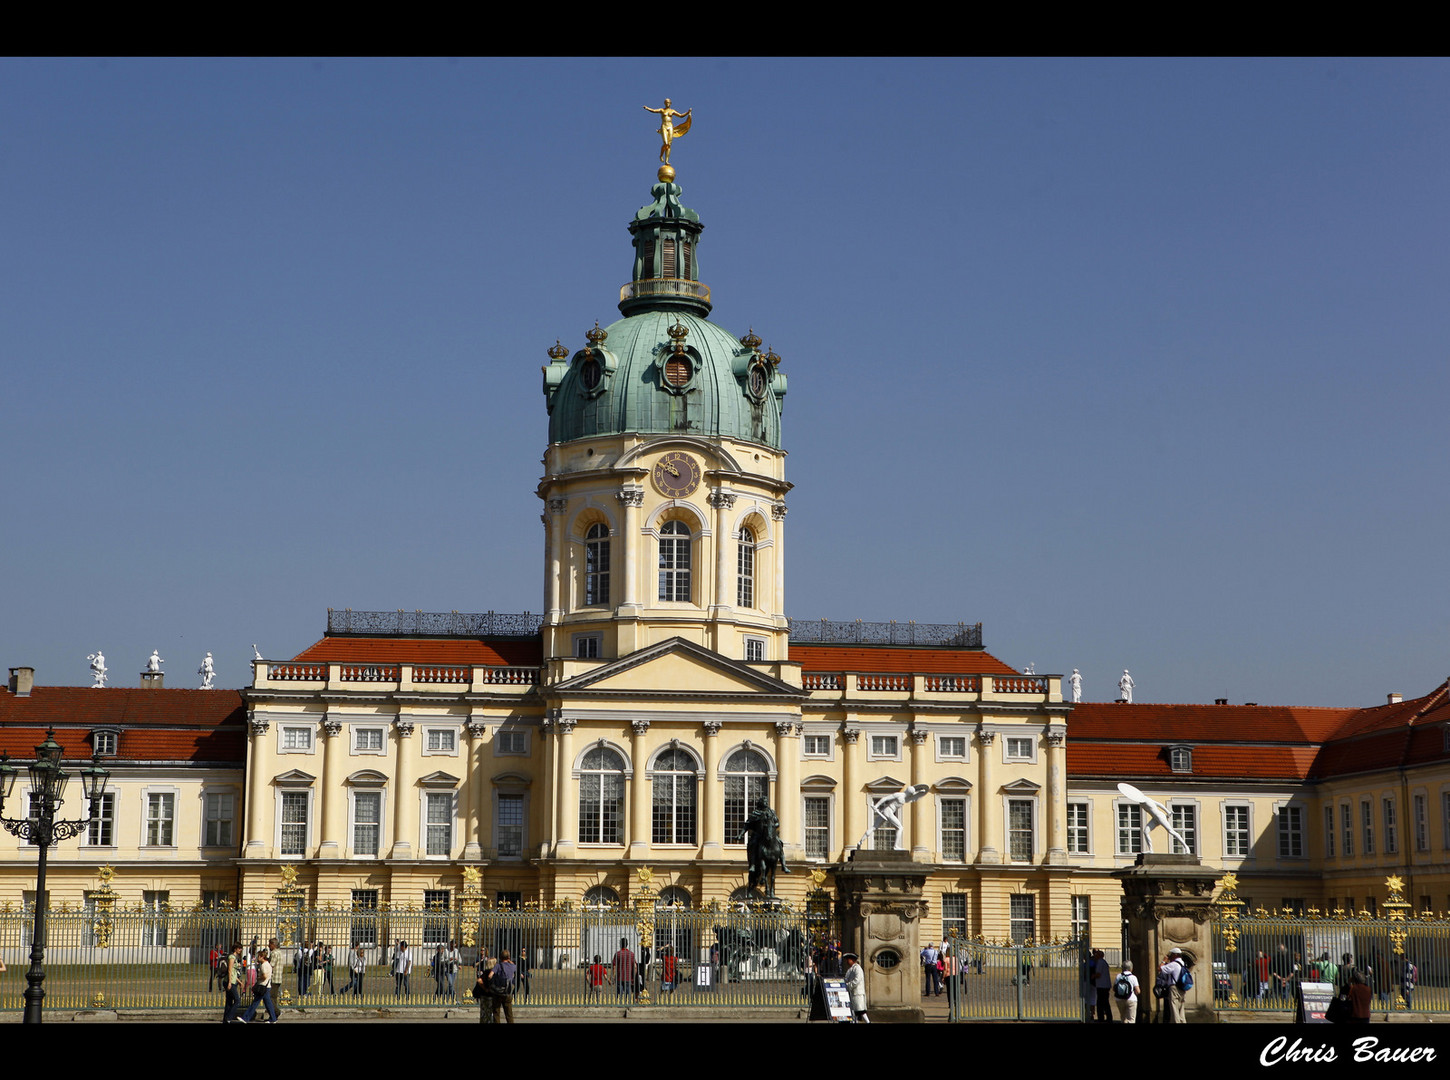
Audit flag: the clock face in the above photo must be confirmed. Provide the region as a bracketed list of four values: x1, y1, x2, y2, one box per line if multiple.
[652, 451, 701, 498]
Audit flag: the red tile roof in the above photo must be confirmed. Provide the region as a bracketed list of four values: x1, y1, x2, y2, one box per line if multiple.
[1068, 702, 1357, 743]
[1069, 742, 1322, 781]
[0, 686, 246, 764]
[789, 645, 1019, 675]
[291, 637, 543, 666]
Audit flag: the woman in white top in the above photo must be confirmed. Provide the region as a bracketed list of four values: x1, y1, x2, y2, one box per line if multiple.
[1114, 961, 1141, 1024]
[392, 939, 412, 997]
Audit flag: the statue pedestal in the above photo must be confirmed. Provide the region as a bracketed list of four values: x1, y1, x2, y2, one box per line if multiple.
[1115, 853, 1221, 1023]
[834, 849, 928, 1023]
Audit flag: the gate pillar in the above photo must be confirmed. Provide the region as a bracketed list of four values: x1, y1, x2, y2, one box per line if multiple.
[1115, 853, 1220, 1023]
[834, 849, 927, 1023]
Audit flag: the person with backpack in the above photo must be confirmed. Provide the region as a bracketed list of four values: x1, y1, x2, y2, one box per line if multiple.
[489, 948, 517, 1023]
[1113, 960, 1140, 1024]
[221, 941, 245, 1024]
[1156, 947, 1189, 1023]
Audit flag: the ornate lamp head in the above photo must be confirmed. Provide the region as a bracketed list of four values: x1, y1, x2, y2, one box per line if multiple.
[29, 729, 67, 807]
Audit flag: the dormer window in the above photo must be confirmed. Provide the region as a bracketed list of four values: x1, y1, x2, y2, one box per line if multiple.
[1169, 746, 1193, 773]
[92, 730, 118, 757]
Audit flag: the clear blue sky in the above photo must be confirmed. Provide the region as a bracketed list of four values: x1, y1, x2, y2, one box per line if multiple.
[2, 57, 1446, 706]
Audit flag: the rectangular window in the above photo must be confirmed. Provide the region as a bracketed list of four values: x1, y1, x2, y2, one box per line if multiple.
[737, 535, 755, 608]
[1067, 802, 1090, 854]
[354, 727, 384, 752]
[146, 792, 175, 846]
[1342, 803, 1354, 856]
[202, 890, 229, 910]
[871, 799, 898, 851]
[804, 796, 830, 860]
[351, 889, 379, 948]
[1279, 805, 1305, 858]
[496, 730, 527, 755]
[651, 768, 696, 845]
[86, 792, 115, 846]
[426, 729, 456, 752]
[1414, 794, 1428, 852]
[724, 774, 767, 843]
[204, 792, 234, 847]
[1361, 801, 1374, 855]
[939, 736, 967, 760]
[1071, 895, 1090, 943]
[871, 735, 898, 758]
[423, 889, 450, 944]
[282, 726, 312, 751]
[1117, 804, 1142, 855]
[353, 792, 381, 856]
[657, 524, 691, 602]
[942, 893, 967, 941]
[1009, 894, 1035, 944]
[26, 792, 42, 846]
[1225, 805, 1250, 857]
[803, 734, 831, 757]
[574, 634, 601, 659]
[585, 529, 610, 606]
[496, 794, 524, 858]
[1325, 805, 1335, 859]
[1170, 804, 1197, 856]
[93, 730, 116, 756]
[1008, 799, 1034, 862]
[940, 798, 966, 862]
[744, 637, 765, 662]
[280, 791, 309, 856]
[1006, 737, 1033, 760]
[1383, 798, 1397, 855]
[1281, 897, 1305, 916]
[142, 890, 170, 946]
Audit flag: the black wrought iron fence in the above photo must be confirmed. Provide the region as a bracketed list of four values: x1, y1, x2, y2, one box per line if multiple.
[943, 935, 1090, 1021]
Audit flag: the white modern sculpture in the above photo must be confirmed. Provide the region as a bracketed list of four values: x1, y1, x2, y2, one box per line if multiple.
[1116, 782, 1192, 854]
[858, 783, 930, 850]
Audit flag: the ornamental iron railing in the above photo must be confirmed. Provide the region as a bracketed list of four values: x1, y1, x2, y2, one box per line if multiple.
[0, 903, 811, 1012]
[787, 619, 983, 647]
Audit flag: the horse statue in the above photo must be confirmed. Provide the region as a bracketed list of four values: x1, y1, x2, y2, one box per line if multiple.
[740, 799, 790, 899]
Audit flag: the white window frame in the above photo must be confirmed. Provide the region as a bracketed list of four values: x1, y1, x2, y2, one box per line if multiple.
[1168, 745, 1193, 773]
[743, 635, 766, 663]
[351, 726, 386, 756]
[1223, 802, 1253, 860]
[420, 789, 457, 858]
[573, 633, 603, 659]
[936, 794, 970, 863]
[1324, 804, 1336, 859]
[493, 787, 528, 860]
[1277, 802, 1306, 860]
[1382, 796, 1398, 855]
[1342, 801, 1354, 857]
[1009, 893, 1036, 943]
[202, 788, 237, 849]
[800, 728, 835, 761]
[1413, 791, 1428, 852]
[802, 792, 834, 862]
[1167, 799, 1199, 856]
[1003, 735, 1037, 764]
[423, 726, 459, 756]
[349, 787, 385, 859]
[867, 733, 901, 762]
[279, 724, 315, 754]
[1066, 800, 1092, 855]
[935, 733, 969, 764]
[275, 786, 314, 858]
[1361, 799, 1374, 855]
[494, 728, 530, 756]
[92, 729, 118, 757]
[86, 790, 117, 848]
[1004, 795, 1038, 863]
[141, 787, 178, 848]
[1115, 799, 1144, 856]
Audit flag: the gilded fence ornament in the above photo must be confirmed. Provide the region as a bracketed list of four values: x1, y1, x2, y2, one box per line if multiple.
[92, 992, 106, 1008]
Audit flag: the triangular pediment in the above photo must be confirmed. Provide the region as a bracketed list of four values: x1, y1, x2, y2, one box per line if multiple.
[864, 775, 908, 793]
[272, 769, 316, 785]
[552, 637, 806, 700]
[418, 770, 461, 788]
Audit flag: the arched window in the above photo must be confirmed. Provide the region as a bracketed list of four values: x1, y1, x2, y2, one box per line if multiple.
[585, 523, 610, 606]
[659, 520, 691, 602]
[579, 746, 625, 845]
[737, 525, 755, 608]
[655, 885, 693, 909]
[583, 885, 621, 908]
[723, 748, 770, 842]
[655, 885, 695, 965]
[652, 748, 697, 844]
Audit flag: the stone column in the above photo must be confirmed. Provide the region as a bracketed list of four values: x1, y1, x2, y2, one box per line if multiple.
[842, 727, 863, 851]
[774, 720, 802, 857]
[909, 727, 929, 860]
[464, 718, 488, 860]
[616, 488, 643, 611]
[553, 717, 577, 858]
[1116, 853, 1222, 1024]
[629, 719, 651, 857]
[834, 849, 929, 1023]
[1044, 728, 1068, 864]
[318, 715, 344, 857]
[708, 490, 736, 624]
[701, 721, 723, 855]
[976, 728, 1000, 863]
[390, 715, 415, 859]
[245, 711, 270, 856]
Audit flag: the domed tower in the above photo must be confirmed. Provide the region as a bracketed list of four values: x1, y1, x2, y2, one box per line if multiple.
[539, 120, 790, 663]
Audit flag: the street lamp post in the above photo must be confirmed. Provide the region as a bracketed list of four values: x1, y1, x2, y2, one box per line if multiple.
[0, 729, 111, 1024]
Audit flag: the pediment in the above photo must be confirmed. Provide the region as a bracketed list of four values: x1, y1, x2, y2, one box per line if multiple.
[418, 770, 461, 788]
[1001, 778, 1042, 793]
[935, 776, 972, 792]
[552, 637, 805, 700]
[345, 769, 389, 786]
[864, 775, 908, 793]
[272, 769, 316, 785]
[800, 774, 837, 791]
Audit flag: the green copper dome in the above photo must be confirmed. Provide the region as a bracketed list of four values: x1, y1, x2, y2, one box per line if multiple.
[543, 178, 786, 448]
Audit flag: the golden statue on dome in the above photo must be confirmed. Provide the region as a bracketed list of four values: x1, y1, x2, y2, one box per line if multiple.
[644, 98, 692, 180]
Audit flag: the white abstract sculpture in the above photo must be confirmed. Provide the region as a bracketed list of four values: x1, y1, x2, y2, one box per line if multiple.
[1118, 669, 1135, 704]
[147, 650, 164, 673]
[88, 651, 108, 688]
[198, 652, 216, 690]
[858, 783, 930, 850]
[1116, 782, 1192, 854]
[1069, 669, 1082, 703]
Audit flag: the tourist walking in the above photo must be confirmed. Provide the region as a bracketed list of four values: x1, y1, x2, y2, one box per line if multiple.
[349, 944, 367, 996]
[392, 939, 412, 996]
[240, 947, 280, 1023]
[1113, 961, 1140, 1024]
[221, 941, 244, 1024]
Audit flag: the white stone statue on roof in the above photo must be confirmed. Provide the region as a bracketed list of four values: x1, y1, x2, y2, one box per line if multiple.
[1025, 661, 1036, 675]
[1118, 669, 1135, 704]
[252, 644, 263, 661]
[88, 651, 108, 688]
[858, 783, 930, 851]
[1070, 669, 1082, 703]
[1116, 782, 1192, 854]
[198, 652, 215, 690]
[147, 650, 163, 673]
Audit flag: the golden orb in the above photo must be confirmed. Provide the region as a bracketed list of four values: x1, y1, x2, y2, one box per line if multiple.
[657, 164, 675, 183]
